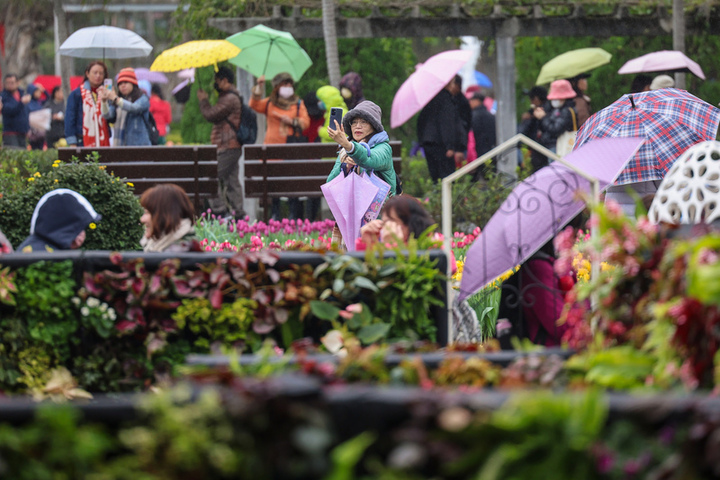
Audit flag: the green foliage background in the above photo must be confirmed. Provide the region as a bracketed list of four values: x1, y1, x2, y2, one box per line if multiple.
[174, 0, 720, 147]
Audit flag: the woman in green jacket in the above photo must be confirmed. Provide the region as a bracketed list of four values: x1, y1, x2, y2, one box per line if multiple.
[326, 100, 397, 248]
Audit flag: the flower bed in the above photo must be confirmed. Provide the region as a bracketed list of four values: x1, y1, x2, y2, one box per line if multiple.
[0, 246, 447, 395]
[195, 213, 480, 257]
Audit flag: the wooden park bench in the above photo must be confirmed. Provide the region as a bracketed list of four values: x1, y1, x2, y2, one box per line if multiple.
[57, 146, 218, 213]
[243, 141, 402, 221]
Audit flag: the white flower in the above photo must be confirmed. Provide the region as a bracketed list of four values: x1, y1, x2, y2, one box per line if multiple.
[100, 303, 108, 312]
[108, 310, 117, 321]
[71, 297, 81, 306]
[320, 330, 346, 356]
[87, 297, 100, 308]
[80, 306, 90, 317]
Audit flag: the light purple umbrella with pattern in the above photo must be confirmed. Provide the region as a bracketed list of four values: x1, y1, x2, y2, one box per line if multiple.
[458, 137, 645, 301]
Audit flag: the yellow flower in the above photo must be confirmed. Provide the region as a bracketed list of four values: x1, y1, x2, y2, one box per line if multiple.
[33, 172, 41, 177]
[127, 182, 134, 187]
[577, 268, 590, 283]
[27, 177, 35, 182]
[51, 163, 59, 168]
[99, 165, 106, 170]
[452, 260, 465, 282]
[89, 223, 97, 230]
[54, 179, 59, 183]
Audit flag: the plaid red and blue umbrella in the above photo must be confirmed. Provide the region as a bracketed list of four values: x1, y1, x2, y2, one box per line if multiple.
[574, 88, 720, 185]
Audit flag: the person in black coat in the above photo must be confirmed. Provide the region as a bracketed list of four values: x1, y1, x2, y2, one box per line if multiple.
[417, 75, 469, 183]
[518, 86, 548, 172]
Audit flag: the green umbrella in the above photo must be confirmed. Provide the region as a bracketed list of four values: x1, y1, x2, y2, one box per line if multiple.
[226, 24, 313, 81]
[536, 48, 612, 85]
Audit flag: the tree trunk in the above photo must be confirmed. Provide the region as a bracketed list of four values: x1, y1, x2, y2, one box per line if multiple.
[0, 1, 51, 83]
[322, 0, 341, 87]
[53, 0, 73, 99]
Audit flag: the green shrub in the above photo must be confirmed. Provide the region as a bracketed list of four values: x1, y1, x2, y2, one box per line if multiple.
[0, 148, 58, 196]
[0, 155, 144, 250]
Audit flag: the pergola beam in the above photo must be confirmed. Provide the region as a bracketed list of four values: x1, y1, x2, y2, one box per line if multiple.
[209, 10, 718, 39]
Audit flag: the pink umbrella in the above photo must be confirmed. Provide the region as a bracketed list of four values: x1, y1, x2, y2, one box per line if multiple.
[390, 49, 473, 128]
[321, 171, 379, 252]
[618, 50, 705, 80]
[457, 137, 645, 301]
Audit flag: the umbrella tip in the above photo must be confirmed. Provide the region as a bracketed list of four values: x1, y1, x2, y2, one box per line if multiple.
[629, 95, 636, 109]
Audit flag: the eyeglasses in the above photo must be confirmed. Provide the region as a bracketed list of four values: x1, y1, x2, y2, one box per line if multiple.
[350, 118, 370, 127]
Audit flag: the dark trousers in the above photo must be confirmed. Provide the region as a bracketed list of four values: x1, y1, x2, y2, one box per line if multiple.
[3, 133, 26, 149]
[423, 144, 455, 183]
[210, 148, 245, 217]
[271, 197, 303, 220]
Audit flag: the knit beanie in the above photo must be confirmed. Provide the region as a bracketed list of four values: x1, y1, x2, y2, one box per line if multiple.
[117, 68, 138, 86]
[342, 100, 384, 134]
[271, 72, 294, 89]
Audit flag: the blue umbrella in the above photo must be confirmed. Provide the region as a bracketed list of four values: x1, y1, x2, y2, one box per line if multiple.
[474, 71, 493, 88]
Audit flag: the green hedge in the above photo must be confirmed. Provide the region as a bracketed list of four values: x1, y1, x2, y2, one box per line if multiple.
[0, 246, 446, 394]
[0, 156, 144, 251]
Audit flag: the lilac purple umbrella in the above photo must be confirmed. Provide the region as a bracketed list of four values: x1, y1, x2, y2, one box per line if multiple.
[457, 137, 645, 302]
[321, 171, 379, 252]
[134, 68, 169, 84]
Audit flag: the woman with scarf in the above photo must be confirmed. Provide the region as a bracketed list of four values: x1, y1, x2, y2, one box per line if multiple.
[250, 72, 311, 219]
[139, 184, 201, 253]
[100, 68, 152, 146]
[65, 61, 111, 147]
[326, 100, 397, 249]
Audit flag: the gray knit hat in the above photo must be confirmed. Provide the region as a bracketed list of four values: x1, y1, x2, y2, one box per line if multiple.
[342, 100, 384, 136]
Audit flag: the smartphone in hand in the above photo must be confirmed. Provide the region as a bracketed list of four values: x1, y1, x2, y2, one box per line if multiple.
[103, 78, 113, 90]
[329, 107, 343, 130]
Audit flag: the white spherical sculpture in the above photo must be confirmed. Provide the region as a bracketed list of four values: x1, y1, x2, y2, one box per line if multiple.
[649, 141, 720, 225]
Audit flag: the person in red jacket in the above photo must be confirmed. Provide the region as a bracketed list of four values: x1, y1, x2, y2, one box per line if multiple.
[149, 84, 172, 145]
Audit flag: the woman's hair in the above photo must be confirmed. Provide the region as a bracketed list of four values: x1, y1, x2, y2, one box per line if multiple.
[140, 184, 195, 240]
[83, 61, 108, 82]
[51, 86, 62, 100]
[151, 83, 164, 100]
[119, 83, 144, 102]
[382, 194, 436, 239]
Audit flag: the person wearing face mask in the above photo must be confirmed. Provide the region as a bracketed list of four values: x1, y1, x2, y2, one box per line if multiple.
[196, 66, 245, 219]
[250, 72, 311, 220]
[534, 79, 577, 155]
[339, 72, 366, 110]
[100, 68, 151, 146]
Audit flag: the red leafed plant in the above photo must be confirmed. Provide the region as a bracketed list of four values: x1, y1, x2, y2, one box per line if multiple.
[80, 251, 322, 353]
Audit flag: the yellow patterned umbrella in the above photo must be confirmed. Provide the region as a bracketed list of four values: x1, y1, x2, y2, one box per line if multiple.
[150, 40, 241, 72]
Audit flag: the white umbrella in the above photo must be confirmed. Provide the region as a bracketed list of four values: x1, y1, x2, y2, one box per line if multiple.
[59, 25, 152, 59]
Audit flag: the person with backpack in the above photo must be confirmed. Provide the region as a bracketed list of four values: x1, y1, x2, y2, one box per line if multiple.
[100, 68, 152, 146]
[197, 66, 245, 218]
[250, 72, 310, 220]
[149, 84, 172, 145]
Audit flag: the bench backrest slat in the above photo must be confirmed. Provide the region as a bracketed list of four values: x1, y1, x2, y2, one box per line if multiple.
[243, 141, 403, 221]
[58, 146, 218, 212]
